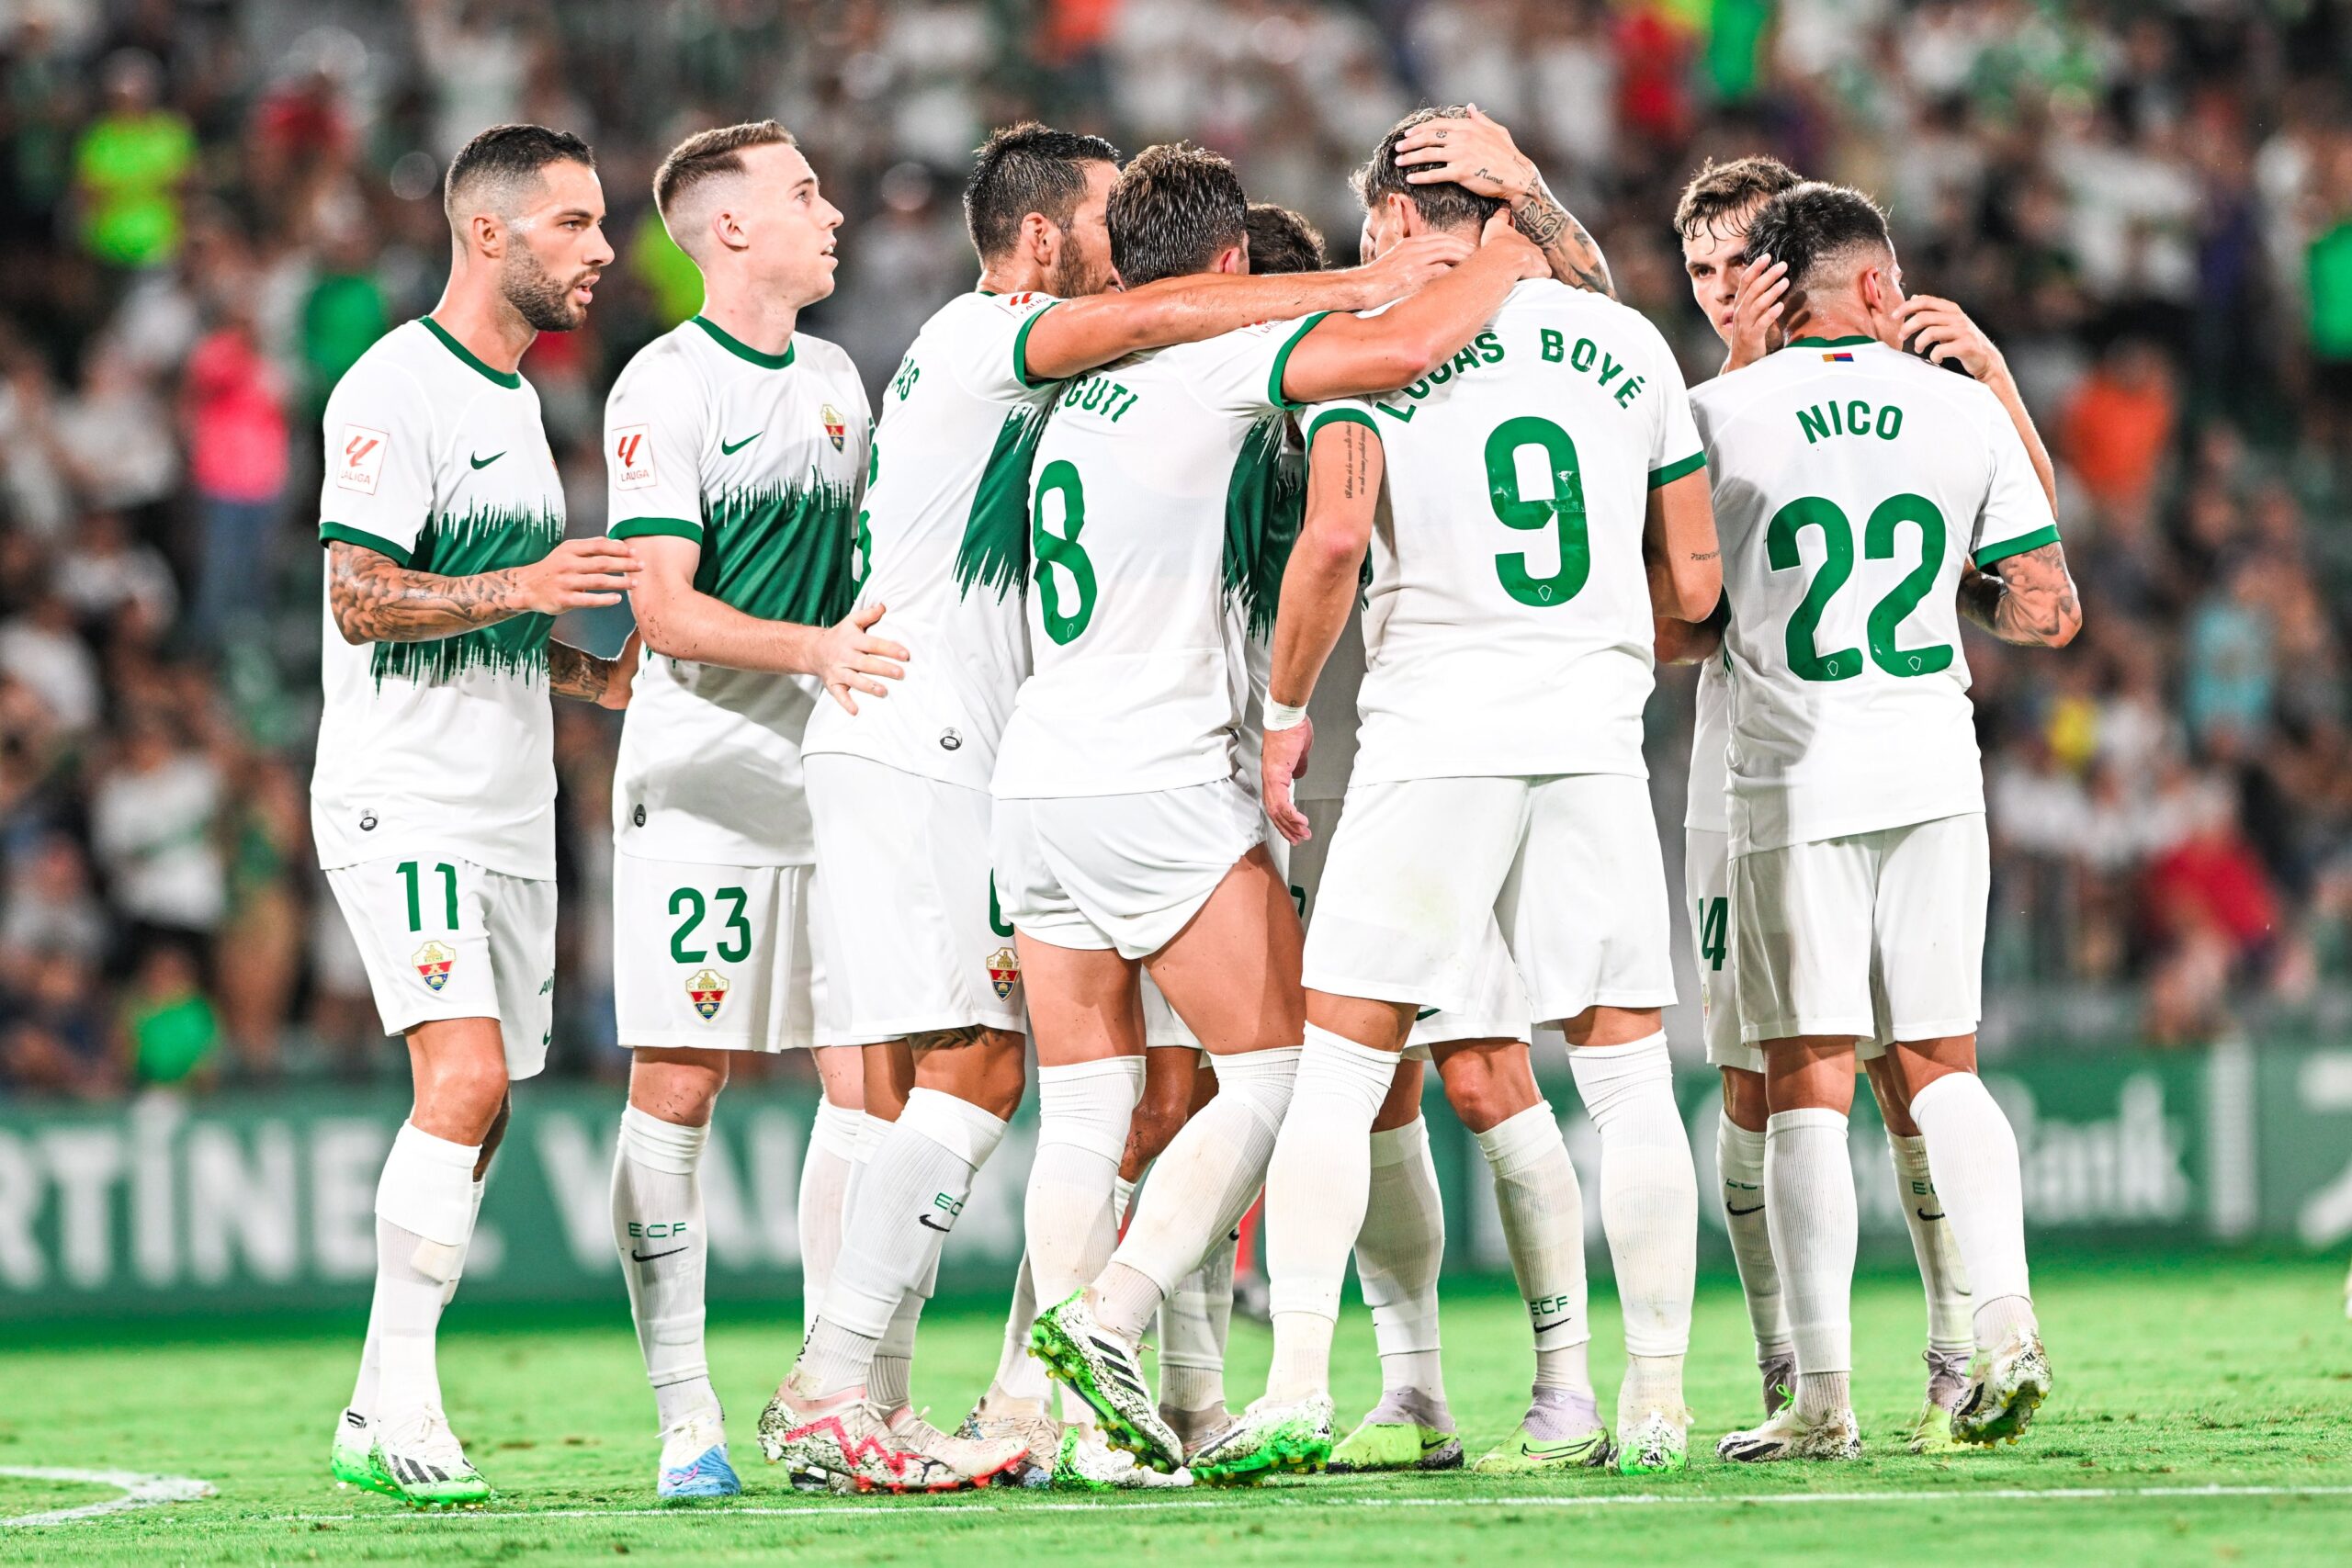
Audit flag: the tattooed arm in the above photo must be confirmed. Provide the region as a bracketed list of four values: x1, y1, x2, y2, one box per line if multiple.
[325, 537, 639, 646]
[1644, 470, 1721, 622]
[1261, 417, 1384, 846]
[547, 631, 640, 709]
[1389, 106, 1614, 299]
[1958, 543, 2082, 647]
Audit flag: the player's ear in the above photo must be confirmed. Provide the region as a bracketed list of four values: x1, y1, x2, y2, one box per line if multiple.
[468, 212, 503, 260]
[1022, 209, 1058, 272]
[1387, 192, 1419, 240]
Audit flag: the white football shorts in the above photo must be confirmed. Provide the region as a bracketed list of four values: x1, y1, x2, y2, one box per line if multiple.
[992, 776, 1265, 962]
[612, 852, 827, 1051]
[1686, 827, 1758, 1073]
[1303, 773, 1674, 1026]
[325, 854, 555, 1077]
[806, 754, 1024, 1044]
[1732, 812, 1987, 1048]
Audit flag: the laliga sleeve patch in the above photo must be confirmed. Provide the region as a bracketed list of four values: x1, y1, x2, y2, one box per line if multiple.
[334, 424, 390, 494]
[611, 423, 656, 490]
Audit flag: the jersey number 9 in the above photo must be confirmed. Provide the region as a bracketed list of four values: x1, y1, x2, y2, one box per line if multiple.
[1486, 415, 1591, 608]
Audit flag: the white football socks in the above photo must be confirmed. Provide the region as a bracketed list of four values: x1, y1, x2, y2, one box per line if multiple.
[352, 1173, 482, 1420]
[611, 1105, 715, 1429]
[368, 1122, 481, 1425]
[1355, 1116, 1447, 1409]
[1028, 1057, 1144, 1424]
[1259, 1028, 1393, 1402]
[803, 1089, 1010, 1404]
[1887, 1128, 1973, 1356]
[1716, 1111, 1792, 1364]
[798, 1098, 860, 1334]
[1907, 1071, 2037, 1348]
[1158, 1228, 1236, 1417]
[1764, 1107, 1857, 1420]
[1567, 1033, 1696, 1416]
[1097, 1045, 1301, 1345]
[991, 1250, 1050, 1404]
[1475, 1101, 1592, 1396]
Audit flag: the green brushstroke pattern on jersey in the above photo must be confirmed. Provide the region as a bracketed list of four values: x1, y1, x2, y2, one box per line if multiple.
[1223, 415, 1305, 639]
[694, 470, 860, 626]
[369, 502, 563, 686]
[955, 401, 1049, 601]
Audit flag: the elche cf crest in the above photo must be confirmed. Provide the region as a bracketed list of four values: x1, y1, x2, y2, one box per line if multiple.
[820, 402, 846, 452]
[688, 968, 730, 1020]
[986, 946, 1021, 1000]
[413, 941, 456, 991]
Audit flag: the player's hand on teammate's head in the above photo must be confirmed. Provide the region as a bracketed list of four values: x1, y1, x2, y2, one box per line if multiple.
[1391, 104, 1539, 208]
[1260, 720, 1315, 846]
[1480, 208, 1548, 280]
[819, 600, 910, 715]
[599, 628, 643, 711]
[516, 536, 640, 615]
[1726, 254, 1788, 373]
[1355, 232, 1476, 304]
[1895, 295, 2005, 381]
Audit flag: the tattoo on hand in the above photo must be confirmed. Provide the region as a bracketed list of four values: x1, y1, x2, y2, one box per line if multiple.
[326, 542, 528, 645]
[546, 642, 610, 702]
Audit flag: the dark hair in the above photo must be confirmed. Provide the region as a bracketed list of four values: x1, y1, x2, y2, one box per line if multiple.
[654, 119, 797, 220]
[1107, 142, 1249, 287]
[444, 123, 594, 226]
[1736, 181, 1894, 292]
[1672, 154, 1804, 241]
[1351, 107, 1503, 233]
[1245, 202, 1329, 275]
[964, 122, 1123, 261]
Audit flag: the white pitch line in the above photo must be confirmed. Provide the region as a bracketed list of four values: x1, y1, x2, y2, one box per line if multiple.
[252, 1483, 2352, 1526]
[0, 1467, 215, 1528]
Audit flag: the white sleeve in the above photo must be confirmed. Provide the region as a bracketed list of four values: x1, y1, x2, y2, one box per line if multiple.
[318, 355, 436, 565]
[1969, 393, 2061, 567]
[1201, 312, 1329, 418]
[951, 290, 1067, 400]
[1301, 395, 1381, 451]
[1645, 323, 1706, 490]
[605, 348, 710, 545]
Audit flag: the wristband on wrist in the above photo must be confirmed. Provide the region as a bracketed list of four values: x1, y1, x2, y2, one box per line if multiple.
[1262, 700, 1309, 732]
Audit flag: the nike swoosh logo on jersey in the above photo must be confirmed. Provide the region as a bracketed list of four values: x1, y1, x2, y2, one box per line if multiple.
[918, 1213, 953, 1233]
[470, 450, 505, 468]
[1726, 1203, 1764, 1216]
[630, 1247, 686, 1263]
[720, 433, 762, 455]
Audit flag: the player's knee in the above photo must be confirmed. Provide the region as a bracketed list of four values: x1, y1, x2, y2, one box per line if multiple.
[1721, 1066, 1770, 1133]
[1125, 1092, 1189, 1167]
[1436, 1049, 1539, 1134]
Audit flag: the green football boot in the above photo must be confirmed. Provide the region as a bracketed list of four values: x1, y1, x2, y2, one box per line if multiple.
[369, 1409, 493, 1508]
[1027, 1290, 1184, 1472]
[1952, 1328, 2052, 1447]
[1329, 1390, 1462, 1472]
[1907, 1350, 1975, 1456]
[1188, 1394, 1335, 1486]
[1473, 1386, 1611, 1474]
[328, 1408, 400, 1499]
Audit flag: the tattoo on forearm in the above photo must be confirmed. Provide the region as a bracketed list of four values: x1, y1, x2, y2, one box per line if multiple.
[327, 542, 529, 644]
[1515, 193, 1615, 299]
[546, 641, 611, 702]
[1690, 549, 1718, 562]
[1958, 546, 2079, 646]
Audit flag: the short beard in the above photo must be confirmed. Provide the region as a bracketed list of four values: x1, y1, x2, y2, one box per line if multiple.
[501, 241, 585, 332]
[1046, 243, 1106, 300]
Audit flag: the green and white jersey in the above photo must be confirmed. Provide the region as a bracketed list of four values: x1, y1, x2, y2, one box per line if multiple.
[312, 318, 567, 878]
[605, 316, 868, 865]
[991, 313, 1327, 799]
[1307, 279, 1703, 786]
[802, 289, 1064, 788]
[1690, 336, 2059, 853]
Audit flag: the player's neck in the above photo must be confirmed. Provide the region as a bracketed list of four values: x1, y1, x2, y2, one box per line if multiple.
[1782, 301, 1881, 348]
[428, 278, 536, 376]
[695, 287, 799, 359]
[977, 258, 1051, 297]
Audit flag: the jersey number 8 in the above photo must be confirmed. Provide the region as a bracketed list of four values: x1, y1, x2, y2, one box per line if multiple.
[1486, 415, 1590, 608]
[1030, 458, 1097, 644]
[1767, 492, 1955, 682]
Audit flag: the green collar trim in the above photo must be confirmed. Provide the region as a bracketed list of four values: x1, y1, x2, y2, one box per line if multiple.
[422, 317, 522, 389]
[1788, 334, 1876, 349]
[692, 315, 795, 369]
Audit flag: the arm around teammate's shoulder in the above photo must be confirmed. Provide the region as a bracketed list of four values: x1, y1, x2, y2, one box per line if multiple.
[1277, 210, 1548, 405]
[1016, 233, 1475, 384]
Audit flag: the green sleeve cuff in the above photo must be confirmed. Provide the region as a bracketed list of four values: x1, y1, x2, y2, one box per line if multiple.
[1973, 522, 2062, 569]
[609, 516, 703, 543]
[1012, 301, 1063, 389]
[1269, 311, 1333, 410]
[319, 523, 413, 568]
[1306, 407, 1380, 443]
[1648, 451, 1707, 489]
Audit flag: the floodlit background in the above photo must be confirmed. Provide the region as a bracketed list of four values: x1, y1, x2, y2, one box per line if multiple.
[0, 0, 2347, 1318]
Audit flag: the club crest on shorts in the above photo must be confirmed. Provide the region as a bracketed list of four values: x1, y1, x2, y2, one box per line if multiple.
[412, 940, 455, 991]
[820, 401, 846, 452]
[986, 946, 1021, 1000]
[688, 968, 730, 1020]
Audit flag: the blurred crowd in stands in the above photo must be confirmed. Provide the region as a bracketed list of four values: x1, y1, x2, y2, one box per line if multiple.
[3, 0, 2349, 1097]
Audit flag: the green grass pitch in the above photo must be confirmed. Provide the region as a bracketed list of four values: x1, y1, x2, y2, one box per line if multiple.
[4, 1257, 2349, 1564]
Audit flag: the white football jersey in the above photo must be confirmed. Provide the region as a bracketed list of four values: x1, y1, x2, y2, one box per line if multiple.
[1685, 652, 1731, 833]
[1691, 336, 2059, 852]
[990, 313, 1328, 799]
[605, 317, 869, 866]
[801, 289, 1063, 788]
[312, 319, 568, 878]
[1307, 279, 1703, 785]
